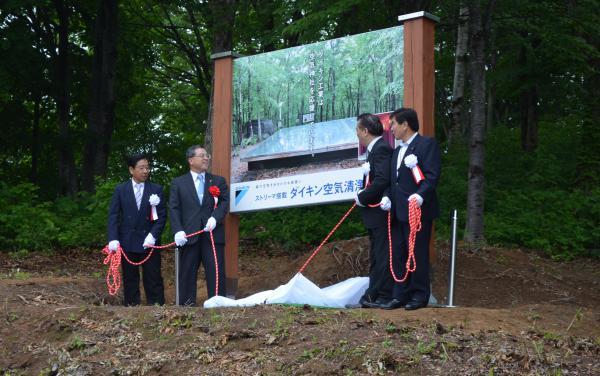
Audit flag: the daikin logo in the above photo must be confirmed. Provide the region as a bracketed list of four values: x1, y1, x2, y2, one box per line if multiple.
[235, 186, 250, 206]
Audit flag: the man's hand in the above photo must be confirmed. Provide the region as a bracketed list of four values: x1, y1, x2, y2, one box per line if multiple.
[143, 233, 156, 249]
[108, 240, 120, 252]
[204, 217, 216, 232]
[379, 196, 391, 212]
[174, 231, 187, 247]
[408, 193, 423, 207]
[354, 190, 365, 207]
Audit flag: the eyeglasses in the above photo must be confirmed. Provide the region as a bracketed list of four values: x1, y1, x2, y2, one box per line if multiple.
[193, 153, 212, 159]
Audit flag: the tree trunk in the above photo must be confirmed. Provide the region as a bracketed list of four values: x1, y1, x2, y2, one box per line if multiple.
[331, 68, 336, 119]
[83, 0, 118, 192]
[517, 43, 539, 152]
[355, 76, 361, 116]
[449, 4, 469, 145]
[54, 0, 78, 196]
[486, 28, 497, 130]
[387, 61, 395, 109]
[464, 0, 492, 244]
[31, 91, 41, 185]
[520, 85, 539, 152]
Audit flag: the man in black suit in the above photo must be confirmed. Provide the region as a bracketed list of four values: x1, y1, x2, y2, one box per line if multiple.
[107, 154, 167, 306]
[354, 113, 394, 308]
[169, 145, 229, 306]
[378, 108, 441, 310]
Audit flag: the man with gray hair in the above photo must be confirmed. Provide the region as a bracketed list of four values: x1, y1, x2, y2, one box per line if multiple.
[169, 145, 229, 305]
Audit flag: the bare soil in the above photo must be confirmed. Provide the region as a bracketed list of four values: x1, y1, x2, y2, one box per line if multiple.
[1, 238, 598, 375]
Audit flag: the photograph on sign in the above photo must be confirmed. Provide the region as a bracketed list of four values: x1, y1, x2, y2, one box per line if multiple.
[231, 26, 404, 212]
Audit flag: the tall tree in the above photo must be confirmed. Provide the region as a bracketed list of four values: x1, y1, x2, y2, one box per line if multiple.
[205, 0, 238, 155]
[449, 4, 469, 144]
[83, 0, 118, 192]
[464, 0, 494, 244]
[53, 0, 78, 196]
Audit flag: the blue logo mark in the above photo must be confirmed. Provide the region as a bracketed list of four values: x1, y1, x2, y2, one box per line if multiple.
[235, 186, 250, 206]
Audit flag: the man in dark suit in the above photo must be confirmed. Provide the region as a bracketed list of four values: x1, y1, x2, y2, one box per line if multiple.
[169, 145, 229, 306]
[107, 154, 167, 306]
[354, 113, 394, 308]
[378, 108, 441, 310]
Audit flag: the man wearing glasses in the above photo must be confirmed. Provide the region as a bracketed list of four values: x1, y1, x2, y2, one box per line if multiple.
[107, 154, 167, 306]
[169, 145, 229, 305]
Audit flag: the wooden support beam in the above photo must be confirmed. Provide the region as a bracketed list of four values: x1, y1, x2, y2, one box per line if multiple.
[211, 52, 239, 298]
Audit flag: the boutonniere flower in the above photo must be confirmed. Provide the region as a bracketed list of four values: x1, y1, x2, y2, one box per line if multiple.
[209, 186, 220, 209]
[404, 154, 425, 184]
[149, 194, 160, 221]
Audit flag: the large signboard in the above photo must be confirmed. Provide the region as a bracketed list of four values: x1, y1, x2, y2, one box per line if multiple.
[231, 26, 404, 212]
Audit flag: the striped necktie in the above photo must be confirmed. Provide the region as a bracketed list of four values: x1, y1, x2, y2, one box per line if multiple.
[135, 184, 142, 210]
[197, 174, 204, 204]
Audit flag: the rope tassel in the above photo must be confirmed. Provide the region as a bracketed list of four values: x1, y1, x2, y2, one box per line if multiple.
[388, 198, 421, 282]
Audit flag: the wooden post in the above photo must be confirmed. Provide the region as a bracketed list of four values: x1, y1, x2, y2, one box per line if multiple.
[400, 11, 439, 262]
[211, 51, 239, 298]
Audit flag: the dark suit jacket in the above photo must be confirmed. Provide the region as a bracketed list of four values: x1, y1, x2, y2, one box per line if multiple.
[389, 134, 441, 222]
[107, 181, 167, 253]
[169, 172, 229, 245]
[358, 138, 393, 228]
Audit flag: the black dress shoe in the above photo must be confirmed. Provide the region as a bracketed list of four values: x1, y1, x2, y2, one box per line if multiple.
[404, 300, 427, 310]
[379, 299, 406, 310]
[359, 295, 376, 308]
[345, 303, 363, 309]
[361, 296, 387, 309]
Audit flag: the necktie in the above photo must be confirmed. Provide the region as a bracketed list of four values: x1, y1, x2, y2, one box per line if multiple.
[135, 184, 142, 210]
[197, 174, 204, 204]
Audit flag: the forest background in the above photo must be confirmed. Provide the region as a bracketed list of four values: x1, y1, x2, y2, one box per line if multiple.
[0, 0, 598, 260]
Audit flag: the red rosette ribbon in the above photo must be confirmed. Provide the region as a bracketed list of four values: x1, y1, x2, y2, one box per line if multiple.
[209, 185, 220, 208]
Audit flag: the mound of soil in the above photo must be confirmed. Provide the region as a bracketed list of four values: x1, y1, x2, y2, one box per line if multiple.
[1, 239, 598, 374]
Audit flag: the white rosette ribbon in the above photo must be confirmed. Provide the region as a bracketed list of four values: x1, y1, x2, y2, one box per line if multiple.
[404, 154, 425, 184]
[149, 194, 160, 221]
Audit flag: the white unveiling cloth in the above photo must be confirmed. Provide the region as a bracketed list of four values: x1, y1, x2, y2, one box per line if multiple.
[203, 273, 369, 309]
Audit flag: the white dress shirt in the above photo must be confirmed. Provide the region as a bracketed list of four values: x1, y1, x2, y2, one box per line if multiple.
[396, 132, 419, 171]
[366, 136, 382, 156]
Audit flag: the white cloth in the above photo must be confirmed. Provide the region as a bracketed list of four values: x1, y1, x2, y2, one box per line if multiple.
[132, 180, 144, 210]
[204, 217, 216, 232]
[174, 231, 187, 247]
[191, 171, 205, 204]
[204, 273, 369, 309]
[396, 132, 418, 173]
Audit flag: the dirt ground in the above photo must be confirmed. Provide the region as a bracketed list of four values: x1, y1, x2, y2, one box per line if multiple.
[1, 238, 598, 375]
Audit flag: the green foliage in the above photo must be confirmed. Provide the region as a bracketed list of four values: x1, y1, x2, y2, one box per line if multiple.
[436, 122, 599, 259]
[53, 180, 115, 248]
[0, 183, 59, 251]
[0, 180, 118, 252]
